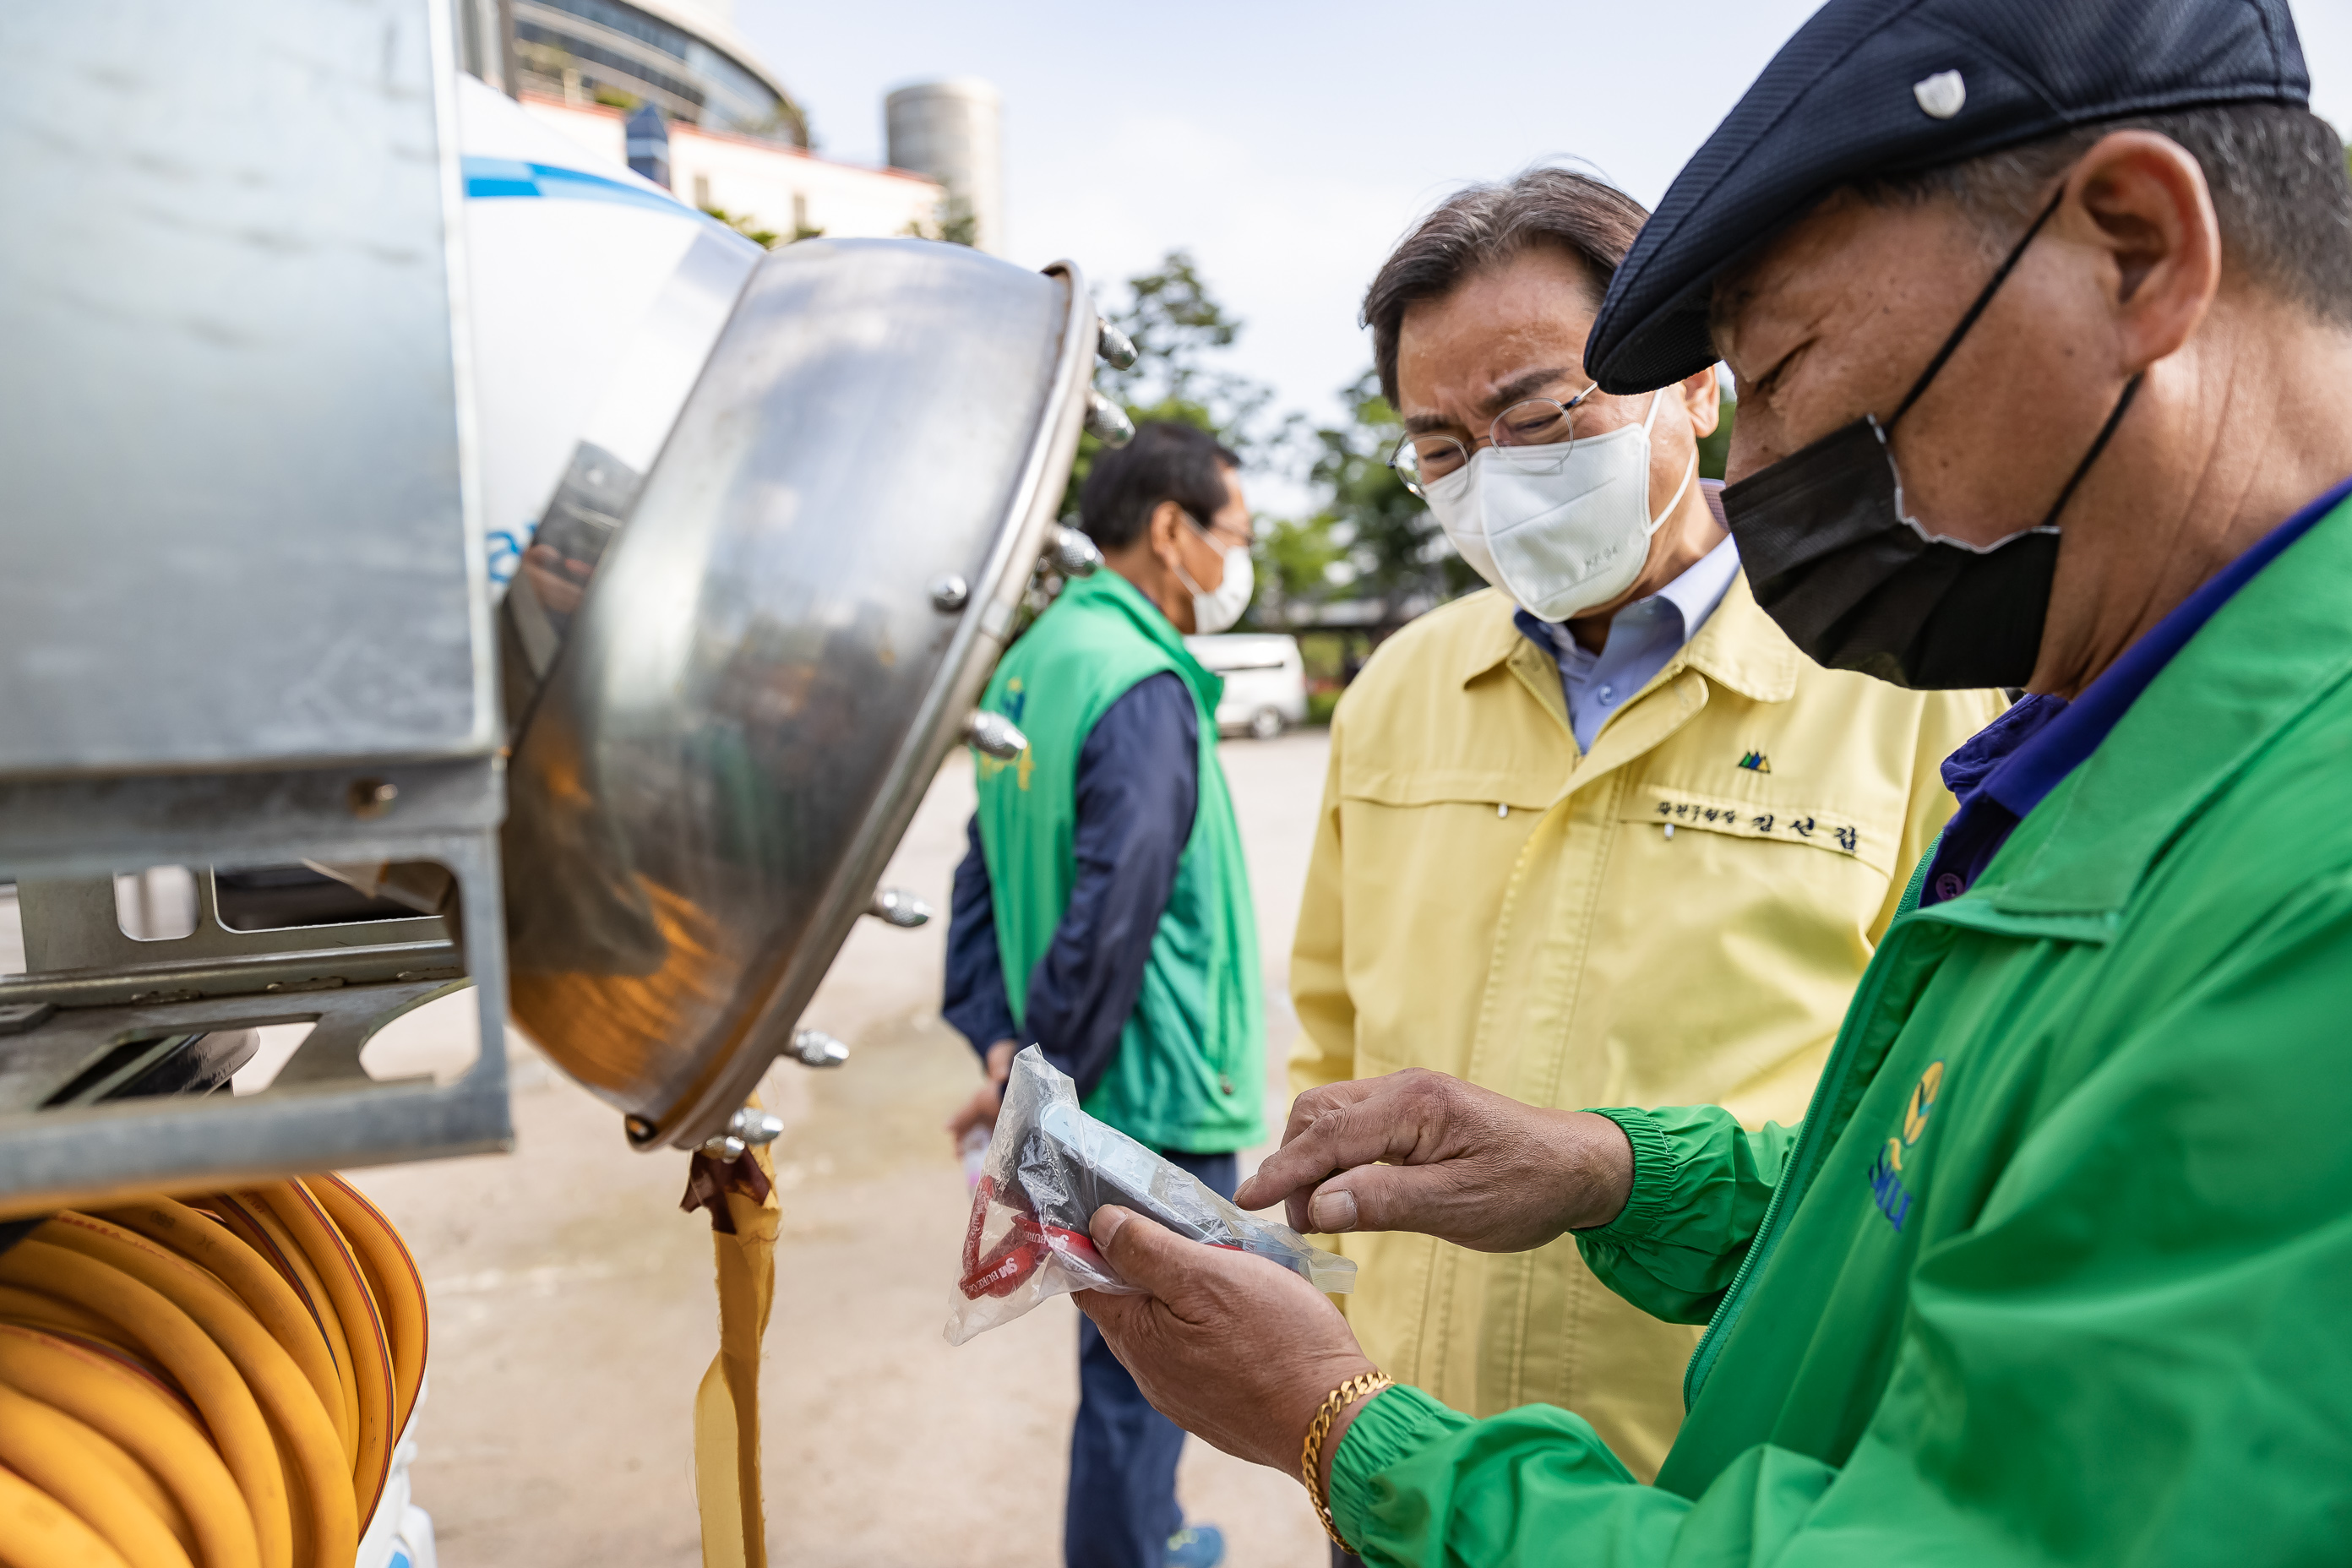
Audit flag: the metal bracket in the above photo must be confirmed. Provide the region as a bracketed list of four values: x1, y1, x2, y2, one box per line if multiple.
[0, 760, 512, 1220]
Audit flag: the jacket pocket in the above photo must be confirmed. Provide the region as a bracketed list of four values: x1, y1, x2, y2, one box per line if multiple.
[1339, 763, 1559, 814]
[1619, 785, 1901, 878]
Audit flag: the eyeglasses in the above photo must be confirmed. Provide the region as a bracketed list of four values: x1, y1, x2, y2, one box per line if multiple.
[1183, 508, 1255, 551]
[1388, 381, 1600, 497]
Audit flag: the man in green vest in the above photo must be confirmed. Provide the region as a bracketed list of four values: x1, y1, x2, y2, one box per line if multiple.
[943, 421, 1266, 1568]
[1054, 3, 2352, 1564]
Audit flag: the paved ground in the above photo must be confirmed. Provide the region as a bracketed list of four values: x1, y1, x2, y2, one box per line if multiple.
[351, 728, 1337, 1567]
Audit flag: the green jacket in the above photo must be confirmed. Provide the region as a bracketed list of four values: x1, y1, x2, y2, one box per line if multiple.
[974, 569, 1265, 1153]
[1332, 493, 2352, 1564]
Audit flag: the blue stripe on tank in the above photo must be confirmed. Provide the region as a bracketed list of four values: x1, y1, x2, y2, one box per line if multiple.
[460, 155, 705, 221]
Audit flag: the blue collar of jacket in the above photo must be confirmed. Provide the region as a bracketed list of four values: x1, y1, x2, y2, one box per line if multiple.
[1919, 475, 2352, 939]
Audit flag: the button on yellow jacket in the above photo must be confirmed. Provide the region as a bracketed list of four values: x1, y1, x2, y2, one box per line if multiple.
[1288, 576, 2001, 1482]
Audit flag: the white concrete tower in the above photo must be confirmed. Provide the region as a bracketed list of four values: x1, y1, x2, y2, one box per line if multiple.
[884, 78, 1004, 254]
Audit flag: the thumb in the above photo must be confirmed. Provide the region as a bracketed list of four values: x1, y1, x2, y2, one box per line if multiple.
[1307, 1162, 1447, 1234]
[1088, 1206, 1190, 1298]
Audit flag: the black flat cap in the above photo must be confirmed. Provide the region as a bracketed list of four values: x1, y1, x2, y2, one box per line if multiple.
[1586, 0, 2311, 393]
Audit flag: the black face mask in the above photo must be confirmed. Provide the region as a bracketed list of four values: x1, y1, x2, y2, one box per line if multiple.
[1721, 188, 2143, 689]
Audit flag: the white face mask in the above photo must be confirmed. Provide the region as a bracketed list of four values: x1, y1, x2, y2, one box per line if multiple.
[1172, 514, 1254, 634]
[1424, 387, 1696, 623]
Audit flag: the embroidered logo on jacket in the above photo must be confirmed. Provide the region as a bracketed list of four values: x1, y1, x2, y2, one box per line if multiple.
[1866, 1059, 1944, 1233]
[976, 679, 1037, 790]
[1737, 750, 1772, 772]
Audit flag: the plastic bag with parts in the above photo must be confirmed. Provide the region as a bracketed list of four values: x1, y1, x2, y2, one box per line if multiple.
[945, 1047, 1356, 1345]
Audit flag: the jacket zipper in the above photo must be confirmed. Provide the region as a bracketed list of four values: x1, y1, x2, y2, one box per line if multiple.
[1680, 857, 1936, 1408]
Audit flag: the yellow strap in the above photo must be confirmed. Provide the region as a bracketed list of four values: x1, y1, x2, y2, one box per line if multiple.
[689, 1107, 781, 1568]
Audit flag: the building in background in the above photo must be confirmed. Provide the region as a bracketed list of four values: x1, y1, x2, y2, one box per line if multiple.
[510, 0, 806, 144]
[453, 0, 953, 246]
[885, 79, 1005, 253]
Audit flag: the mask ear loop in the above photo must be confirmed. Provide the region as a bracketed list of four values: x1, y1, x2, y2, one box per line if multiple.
[1648, 455, 1698, 536]
[2036, 371, 2144, 531]
[1886, 183, 2069, 433]
[1640, 385, 1699, 536]
[1168, 507, 1222, 602]
[1870, 182, 2100, 552]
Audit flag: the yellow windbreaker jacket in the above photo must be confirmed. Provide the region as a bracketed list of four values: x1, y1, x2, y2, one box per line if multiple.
[1289, 576, 2001, 1482]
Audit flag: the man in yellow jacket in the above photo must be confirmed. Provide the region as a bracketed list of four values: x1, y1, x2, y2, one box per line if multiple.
[1289, 167, 2000, 1492]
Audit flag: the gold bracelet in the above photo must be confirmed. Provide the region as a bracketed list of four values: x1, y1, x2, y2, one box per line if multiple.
[1301, 1369, 1394, 1550]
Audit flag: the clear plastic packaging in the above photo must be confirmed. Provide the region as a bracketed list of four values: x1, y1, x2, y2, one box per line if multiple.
[945, 1047, 1355, 1345]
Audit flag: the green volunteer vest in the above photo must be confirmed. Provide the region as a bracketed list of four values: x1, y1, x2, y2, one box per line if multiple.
[972, 569, 1265, 1153]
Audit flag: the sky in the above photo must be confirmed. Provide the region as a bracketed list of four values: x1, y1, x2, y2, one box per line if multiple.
[734, 0, 2352, 509]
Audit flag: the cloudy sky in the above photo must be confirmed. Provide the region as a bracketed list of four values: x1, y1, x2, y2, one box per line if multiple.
[737, 1, 2352, 499]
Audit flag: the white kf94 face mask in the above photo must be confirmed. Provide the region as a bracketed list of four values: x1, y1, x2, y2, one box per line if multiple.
[1424, 386, 1696, 623]
[1172, 514, 1255, 634]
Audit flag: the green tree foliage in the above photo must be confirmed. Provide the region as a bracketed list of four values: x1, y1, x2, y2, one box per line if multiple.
[1095, 252, 1277, 442]
[901, 198, 980, 247]
[1059, 250, 1287, 522]
[702, 206, 780, 248]
[1696, 388, 1736, 481]
[1306, 371, 1480, 631]
[1254, 514, 1348, 626]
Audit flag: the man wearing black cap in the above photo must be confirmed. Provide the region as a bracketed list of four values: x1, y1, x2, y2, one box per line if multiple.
[1058, 1, 2352, 1562]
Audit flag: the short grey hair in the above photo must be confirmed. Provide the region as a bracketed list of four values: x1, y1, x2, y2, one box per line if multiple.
[1363, 168, 1652, 406]
[1850, 103, 2352, 328]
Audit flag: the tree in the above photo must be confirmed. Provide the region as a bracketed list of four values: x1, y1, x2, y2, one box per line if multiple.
[901, 197, 979, 247]
[703, 206, 821, 248]
[702, 206, 780, 248]
[1095, 251, 1278, 444]
[1058, 250, 1288, 522]
[1254, 514, 1347, 627]
[1309, 370, 1478, 633]
[1696, 387, 1736, 480]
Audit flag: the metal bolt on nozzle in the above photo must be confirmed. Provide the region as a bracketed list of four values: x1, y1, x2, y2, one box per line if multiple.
[868, 887, 933, 927]
[789, 1028, 850, 1069]
[700, 1104, 786, 1158]
[1083, 387, 1134, 447]
[1048, 525, 1102, 579]
[964, 710, 1027, 760]
[1096, 318, 1139, 371]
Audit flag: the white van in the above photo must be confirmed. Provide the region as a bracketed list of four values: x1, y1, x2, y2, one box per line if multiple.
[1185, 634, 1309, 740]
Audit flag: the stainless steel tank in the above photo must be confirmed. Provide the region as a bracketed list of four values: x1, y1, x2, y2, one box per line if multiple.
[500, 237, 1099, 1149]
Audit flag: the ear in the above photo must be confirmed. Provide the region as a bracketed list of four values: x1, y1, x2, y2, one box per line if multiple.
[1146, 499, 1190, 563]
[1678, 367, 1723, 438]
[2064, 129, 2223, 374]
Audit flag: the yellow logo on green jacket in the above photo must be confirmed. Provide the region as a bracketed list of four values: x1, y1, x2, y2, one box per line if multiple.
[1866, 1059, 1943, 1233]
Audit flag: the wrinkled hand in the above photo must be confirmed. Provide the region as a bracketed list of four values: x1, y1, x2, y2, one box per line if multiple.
[1233, 1069, 1633, 1252]
[945, 1039, 1019, 1151]
[1076, 1206, 1375, 1478]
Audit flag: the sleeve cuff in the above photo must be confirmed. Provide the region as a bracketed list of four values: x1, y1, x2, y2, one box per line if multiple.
[1575, 1107, 1676, 1244]
[1328, 1384, 1471, 1551]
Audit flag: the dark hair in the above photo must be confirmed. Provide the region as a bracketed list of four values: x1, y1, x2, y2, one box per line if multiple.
[1363, 168, 1652, 406]
[1078, 421, 1239, 551]
[1850, 103, 2352, 328]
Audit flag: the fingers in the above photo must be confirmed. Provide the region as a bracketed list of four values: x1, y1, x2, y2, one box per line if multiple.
[1304, 1161, 1457, 1235]
[1308, 1184, 1358, 1233]
[1088, 1206, 1184, 1297]
[1236, 1074, 1438, 1213]
[1073, 1285, 1150, 1341]
[1276, 1077, 1379, 1148]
